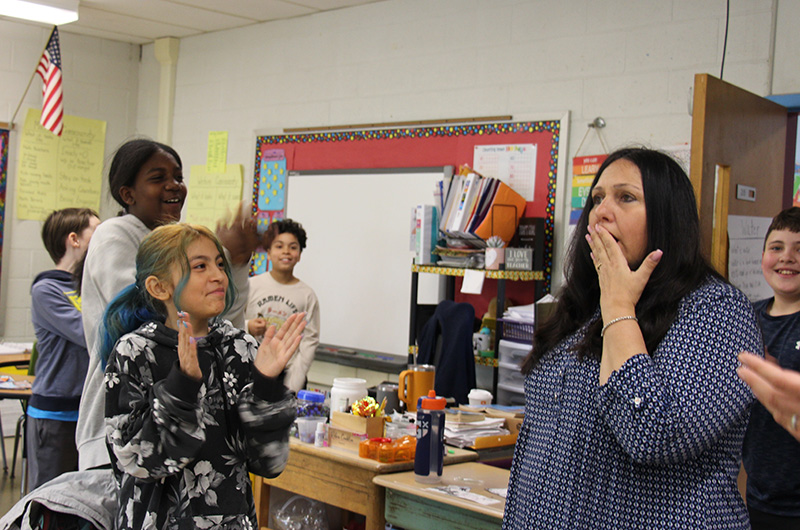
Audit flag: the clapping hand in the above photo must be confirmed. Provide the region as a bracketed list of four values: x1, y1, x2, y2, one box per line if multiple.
[248, 317, 268, 338]
[254, 312, 307, 378]
[216, 200, 259, 266]
[177, 311, 202, 381]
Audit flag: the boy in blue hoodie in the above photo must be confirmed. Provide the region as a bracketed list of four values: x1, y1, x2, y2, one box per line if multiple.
[28, 208, 99, 489]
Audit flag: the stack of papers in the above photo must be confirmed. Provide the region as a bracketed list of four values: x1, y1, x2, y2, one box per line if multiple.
[434, 246, 485, 269]
[0, 375, 31, 390]
[503, 303, 534, 323]
[0, 342, 33, 355]
[444, 416, 508, 448]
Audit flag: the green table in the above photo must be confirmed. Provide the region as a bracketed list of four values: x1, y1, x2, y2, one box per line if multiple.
[373, 462, 509, 530]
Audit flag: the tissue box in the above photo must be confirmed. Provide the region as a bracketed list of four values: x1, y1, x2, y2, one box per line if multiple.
[331, 411, 385, 439]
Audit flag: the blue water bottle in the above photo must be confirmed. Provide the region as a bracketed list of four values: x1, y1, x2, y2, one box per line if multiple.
[415, 390, 446, 483]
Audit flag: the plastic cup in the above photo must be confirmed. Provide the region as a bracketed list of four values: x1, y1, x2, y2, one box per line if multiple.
[468, 388, 493, 406]
[296, 416, 326, 443]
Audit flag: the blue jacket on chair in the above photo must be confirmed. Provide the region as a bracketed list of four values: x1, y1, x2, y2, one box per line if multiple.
[417, 299, 476, 404]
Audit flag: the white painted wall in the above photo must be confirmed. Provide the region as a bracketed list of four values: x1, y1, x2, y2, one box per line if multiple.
[137, 0, 791, 308]
[0, 21, 140, 340]
[1, 0, 799, 343]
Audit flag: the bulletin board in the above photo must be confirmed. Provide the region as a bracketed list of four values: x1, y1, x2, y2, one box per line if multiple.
[250, 117, 566, 355]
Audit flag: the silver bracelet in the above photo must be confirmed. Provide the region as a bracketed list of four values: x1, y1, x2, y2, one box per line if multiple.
[600, 315, 638, 337]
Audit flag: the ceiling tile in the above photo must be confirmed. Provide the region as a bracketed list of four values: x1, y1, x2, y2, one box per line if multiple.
[167, 0, 316, 21]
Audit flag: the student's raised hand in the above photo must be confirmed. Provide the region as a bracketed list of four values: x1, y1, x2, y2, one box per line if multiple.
[248, 317, 267, 338]
[177, 311, 202, 381]
[738, 351, 800, 442]
[216, 200, 259, 266]
[254, 312, 307, 378]
[586, 223, 662, 320]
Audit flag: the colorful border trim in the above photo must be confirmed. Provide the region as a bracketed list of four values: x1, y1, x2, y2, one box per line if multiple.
[253, 121, 560, 292]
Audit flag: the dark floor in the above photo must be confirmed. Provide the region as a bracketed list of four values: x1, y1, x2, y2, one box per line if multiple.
[0, 436, 26, 517]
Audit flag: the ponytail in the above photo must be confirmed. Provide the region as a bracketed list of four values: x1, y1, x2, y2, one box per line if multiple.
[98, 282, 164, 368]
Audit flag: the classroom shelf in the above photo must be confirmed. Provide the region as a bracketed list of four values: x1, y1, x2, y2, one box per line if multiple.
[410, 264, 545, 282]
[409, 262, 542, 403]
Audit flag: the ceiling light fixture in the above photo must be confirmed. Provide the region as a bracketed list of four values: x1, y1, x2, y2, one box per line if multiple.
[0, 0, 79, 26]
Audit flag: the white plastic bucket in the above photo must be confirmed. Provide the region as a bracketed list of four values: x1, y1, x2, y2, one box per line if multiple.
[329, 377, 367, 419]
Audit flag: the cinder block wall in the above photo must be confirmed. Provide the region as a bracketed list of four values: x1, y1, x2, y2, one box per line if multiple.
[0, 22, 140, 340]
[2, 0, 800, 343]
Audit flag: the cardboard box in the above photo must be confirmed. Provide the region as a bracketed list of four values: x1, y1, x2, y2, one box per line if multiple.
[457, 405, 523, 435]
[328, 425, 369, 452]
[502, 416, 523, 435]
[331, 411, 386, 439]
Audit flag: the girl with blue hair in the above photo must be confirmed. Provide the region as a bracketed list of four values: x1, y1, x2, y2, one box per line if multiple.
[101, 222, 305, 530]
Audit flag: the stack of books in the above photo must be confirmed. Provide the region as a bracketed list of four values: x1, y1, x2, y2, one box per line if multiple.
[434, 246, 485, 268]
[439, 166, 527, 249]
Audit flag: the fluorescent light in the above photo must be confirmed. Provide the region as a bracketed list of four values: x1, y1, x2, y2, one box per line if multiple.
[0, 0, 79, 26]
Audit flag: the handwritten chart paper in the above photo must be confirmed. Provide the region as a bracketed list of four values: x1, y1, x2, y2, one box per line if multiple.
[206, 131, 228, 173]
[185, 164, 243, 230]
[473, 144, 537, 201]
[728, 215, 772, 302]
[16, 109, 106, 220]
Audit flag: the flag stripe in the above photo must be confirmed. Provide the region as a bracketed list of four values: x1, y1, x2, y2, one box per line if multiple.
[34, 28, 63, 136]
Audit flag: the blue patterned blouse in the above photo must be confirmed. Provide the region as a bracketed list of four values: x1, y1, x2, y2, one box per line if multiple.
[503, 277, 763, 530]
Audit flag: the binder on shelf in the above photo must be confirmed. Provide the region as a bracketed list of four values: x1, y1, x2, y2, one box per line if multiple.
[414, 204, 439, 265]
[473, 182, 527, 245]
[439, 172, 463, 233]
[450, 172, 481, 232]
[439, 166, 527, 248]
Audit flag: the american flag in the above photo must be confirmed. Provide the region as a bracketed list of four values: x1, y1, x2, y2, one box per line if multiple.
[35, 27, 63, 136]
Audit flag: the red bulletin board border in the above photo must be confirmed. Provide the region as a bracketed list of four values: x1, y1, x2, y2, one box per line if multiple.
[252, 120, 561, 292]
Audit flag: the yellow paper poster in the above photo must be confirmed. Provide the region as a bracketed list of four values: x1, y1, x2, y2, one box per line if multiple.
[185, 164, 243, 229]
[206, 131, 228, 173]
[16, 108, 106, 220]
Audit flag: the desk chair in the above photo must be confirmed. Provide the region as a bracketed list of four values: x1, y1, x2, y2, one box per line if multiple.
[10, 342, 37, 492]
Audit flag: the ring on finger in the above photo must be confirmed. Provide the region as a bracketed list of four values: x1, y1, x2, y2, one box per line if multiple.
[792, 414, 798, 431]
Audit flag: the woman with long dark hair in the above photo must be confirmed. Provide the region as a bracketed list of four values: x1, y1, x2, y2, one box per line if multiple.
[503, 147, 762, 529]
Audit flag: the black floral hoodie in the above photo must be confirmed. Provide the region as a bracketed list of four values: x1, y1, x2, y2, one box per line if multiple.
[104, 319, 295, 530]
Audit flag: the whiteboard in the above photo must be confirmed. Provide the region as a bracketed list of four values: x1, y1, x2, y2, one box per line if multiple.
[285, 169, 444, 357]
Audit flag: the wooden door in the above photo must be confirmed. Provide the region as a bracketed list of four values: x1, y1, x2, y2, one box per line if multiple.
[690, 73, 787, 276]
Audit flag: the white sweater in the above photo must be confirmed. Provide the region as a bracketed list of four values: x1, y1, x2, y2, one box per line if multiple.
[244, 272, 320, 392]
